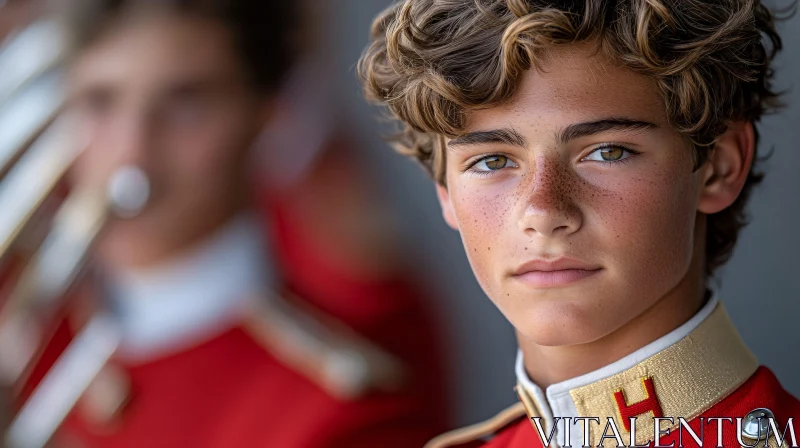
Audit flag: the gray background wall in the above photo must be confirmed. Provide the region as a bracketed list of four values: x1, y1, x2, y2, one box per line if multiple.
[325, 1, 798, 425]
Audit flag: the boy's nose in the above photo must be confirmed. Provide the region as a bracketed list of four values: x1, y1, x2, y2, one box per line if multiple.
[518, 157, 582, 237]
[113, 117, 152, 166]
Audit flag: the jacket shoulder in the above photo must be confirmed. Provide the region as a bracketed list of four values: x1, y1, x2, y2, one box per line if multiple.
[242, 290, 406, 400]
[424, 402, 528, 448]
[706, 365, 800, 417]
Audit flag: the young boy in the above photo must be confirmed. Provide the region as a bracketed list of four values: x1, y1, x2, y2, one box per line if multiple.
[359, 0, 800, 447]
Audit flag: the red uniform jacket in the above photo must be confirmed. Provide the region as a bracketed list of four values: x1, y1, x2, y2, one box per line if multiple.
[38, 310, 442, 448]
[427, 297, 800, 448]
[13, 207, 448, 448]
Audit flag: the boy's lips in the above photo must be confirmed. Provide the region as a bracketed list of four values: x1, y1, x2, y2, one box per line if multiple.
[510, 257, 602, 287]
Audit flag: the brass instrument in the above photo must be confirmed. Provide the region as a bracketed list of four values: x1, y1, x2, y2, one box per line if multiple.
[0, 18, 149, 448]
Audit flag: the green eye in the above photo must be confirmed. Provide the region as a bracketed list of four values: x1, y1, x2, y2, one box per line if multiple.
[474, 155, 514, 171]
[600, 147, 624, 161]
[584, 146, 633, 162]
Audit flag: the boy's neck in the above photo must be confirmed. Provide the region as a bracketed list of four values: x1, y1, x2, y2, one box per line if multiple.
[101, 192, 251, 272]
[518, 273, 708, 390]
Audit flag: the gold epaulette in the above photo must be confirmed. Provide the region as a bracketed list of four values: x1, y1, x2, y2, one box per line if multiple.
[242, 289, 406, 400]
[424, 402, 528, 448]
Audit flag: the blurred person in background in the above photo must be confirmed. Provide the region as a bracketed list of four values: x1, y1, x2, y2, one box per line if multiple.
[253, 4, 449, 416]
[2, 0, 447, 446]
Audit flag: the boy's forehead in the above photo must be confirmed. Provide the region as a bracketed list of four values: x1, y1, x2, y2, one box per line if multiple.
[68, 13, 245, 91]
[465, 44, 665, 133]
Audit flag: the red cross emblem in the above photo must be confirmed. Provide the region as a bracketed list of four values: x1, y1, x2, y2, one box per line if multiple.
[613, 376, 663, 432]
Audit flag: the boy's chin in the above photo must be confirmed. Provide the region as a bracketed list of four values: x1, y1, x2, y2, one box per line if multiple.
[510, 303, 629, 348]
[518, 324, 612, 347]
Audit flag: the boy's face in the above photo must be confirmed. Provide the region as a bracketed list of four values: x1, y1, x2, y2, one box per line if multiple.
[437, 44, 708, 346]
[67, 12, 269, 265]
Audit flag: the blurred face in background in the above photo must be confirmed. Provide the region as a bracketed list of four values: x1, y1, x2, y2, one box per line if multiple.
[67, 10, 270, 268]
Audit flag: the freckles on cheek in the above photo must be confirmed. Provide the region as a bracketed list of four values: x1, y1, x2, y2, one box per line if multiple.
[450, 182, 517, 289]
[633, 168, 696, 230]
[591, 166, 698, 278]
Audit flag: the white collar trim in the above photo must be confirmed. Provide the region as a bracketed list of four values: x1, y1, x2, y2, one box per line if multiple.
[104, 214, 273, 362]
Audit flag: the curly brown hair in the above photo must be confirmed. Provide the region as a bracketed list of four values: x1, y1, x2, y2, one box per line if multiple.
[359, 0, 785, 277]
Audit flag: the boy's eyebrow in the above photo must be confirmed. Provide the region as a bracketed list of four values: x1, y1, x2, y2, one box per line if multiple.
[557, 118, 657, 144]
[448, 128, 527, 149]
[447, 118, 658, 150]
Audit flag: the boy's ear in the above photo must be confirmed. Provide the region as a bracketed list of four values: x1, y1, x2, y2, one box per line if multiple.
[697, 121, 755, 214]
[435, 184, 459, 230]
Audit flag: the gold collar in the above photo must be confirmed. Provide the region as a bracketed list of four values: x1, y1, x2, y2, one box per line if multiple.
[516, 298, 758, 447]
